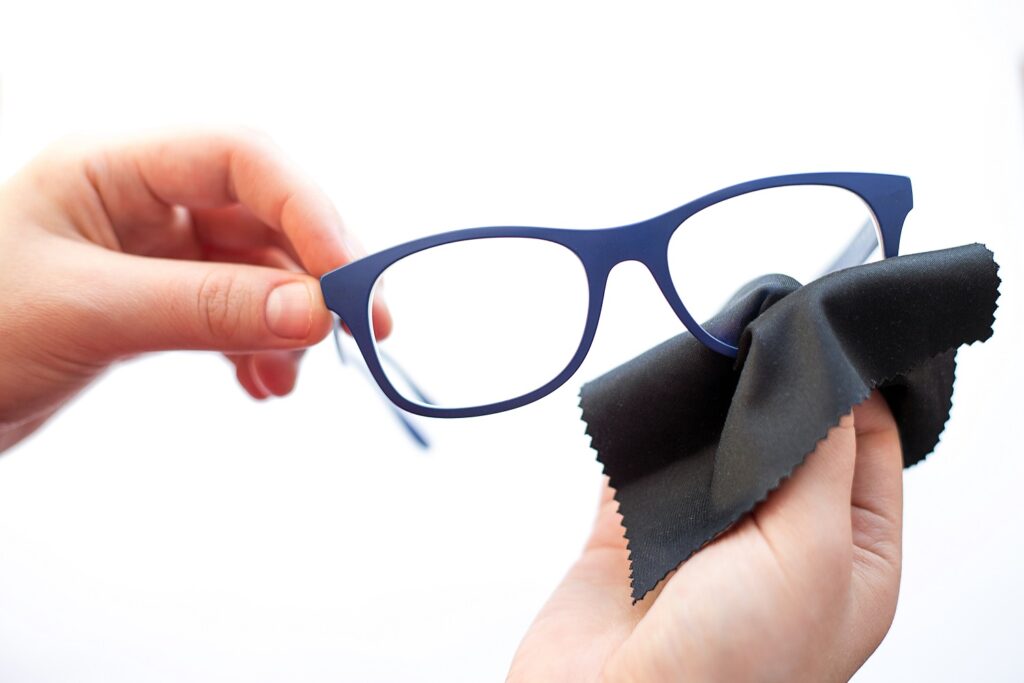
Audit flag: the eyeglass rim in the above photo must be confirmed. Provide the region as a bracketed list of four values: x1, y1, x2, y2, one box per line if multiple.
[320, 172, 912, 418]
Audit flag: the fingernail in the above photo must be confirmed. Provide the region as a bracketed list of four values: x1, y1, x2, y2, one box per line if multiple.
[266, 282, 313, 339]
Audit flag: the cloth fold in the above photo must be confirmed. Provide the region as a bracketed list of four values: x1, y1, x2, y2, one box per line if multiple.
[579, 244, 1000, 602]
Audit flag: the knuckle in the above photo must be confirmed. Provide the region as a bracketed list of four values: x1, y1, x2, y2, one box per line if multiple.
[222, 125, 277, 155]
[45, 133, 99, 159]
[196, 271, 247, 342]
[22, 135, 98, 182]
[79, 149, 113, 187]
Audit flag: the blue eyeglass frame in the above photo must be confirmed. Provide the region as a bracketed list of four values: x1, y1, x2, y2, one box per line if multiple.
[321, 172, 913, 418]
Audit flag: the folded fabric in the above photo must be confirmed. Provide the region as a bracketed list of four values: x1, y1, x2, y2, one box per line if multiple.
[579, 244, 1001, 602]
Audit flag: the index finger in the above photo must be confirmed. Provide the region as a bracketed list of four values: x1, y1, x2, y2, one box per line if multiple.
[123, 128, 358, 276]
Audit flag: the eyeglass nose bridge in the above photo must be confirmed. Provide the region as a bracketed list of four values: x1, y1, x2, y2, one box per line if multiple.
[574, 215, 676, 271]
[569, 214, 735, 358]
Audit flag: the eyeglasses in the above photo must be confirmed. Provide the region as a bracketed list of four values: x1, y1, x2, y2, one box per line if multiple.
[320, 172, 912, 418]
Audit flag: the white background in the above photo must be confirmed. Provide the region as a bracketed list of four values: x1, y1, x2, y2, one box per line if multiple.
[0, 2, 1022, 681]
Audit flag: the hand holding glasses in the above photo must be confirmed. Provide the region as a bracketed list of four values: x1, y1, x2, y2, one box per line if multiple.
[321, 172, 912, 418]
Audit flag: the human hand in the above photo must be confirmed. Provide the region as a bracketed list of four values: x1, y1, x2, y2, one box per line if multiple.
[0, 129, 390, 452]
[508, 391, 902, 682]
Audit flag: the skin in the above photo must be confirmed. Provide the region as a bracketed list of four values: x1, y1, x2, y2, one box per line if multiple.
[508, 392, 903, 682]
[0, 130, 902, 680]
[0, 128, 391, 452]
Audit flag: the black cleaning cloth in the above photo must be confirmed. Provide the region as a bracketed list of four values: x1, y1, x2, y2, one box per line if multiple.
[579, 244, 1000, 602]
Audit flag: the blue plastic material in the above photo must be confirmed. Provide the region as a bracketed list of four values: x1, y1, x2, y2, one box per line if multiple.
[320, 172, 913, 418]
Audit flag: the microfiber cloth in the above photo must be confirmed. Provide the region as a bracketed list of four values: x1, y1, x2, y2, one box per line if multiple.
[579, 244, 1001, 602]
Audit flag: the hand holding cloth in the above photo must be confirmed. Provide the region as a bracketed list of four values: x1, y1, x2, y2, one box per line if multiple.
[579, 244, 1001, 601]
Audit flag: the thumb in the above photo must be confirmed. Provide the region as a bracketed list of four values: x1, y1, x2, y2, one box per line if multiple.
[80, 251, 333, 356]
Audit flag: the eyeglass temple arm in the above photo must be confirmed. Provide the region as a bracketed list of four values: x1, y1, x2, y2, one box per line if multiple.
[820, 219, 881, 276]
[375, 351, 435, 407]
[331, 319, 432, 449]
